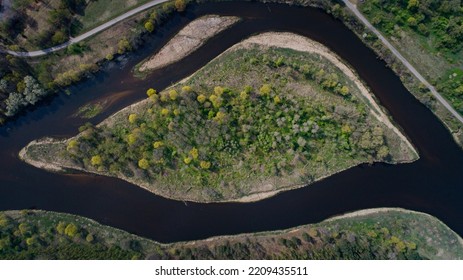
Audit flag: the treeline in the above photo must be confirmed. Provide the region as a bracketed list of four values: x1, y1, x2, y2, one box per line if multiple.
[2, 210, 461, 259]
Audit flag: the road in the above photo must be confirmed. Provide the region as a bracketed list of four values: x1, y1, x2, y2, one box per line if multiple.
[342, 0, 463, 124]
[0, 0, 171, 57]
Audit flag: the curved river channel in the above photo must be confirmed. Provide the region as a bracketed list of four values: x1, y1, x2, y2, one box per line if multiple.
[1, 2, 463, 243]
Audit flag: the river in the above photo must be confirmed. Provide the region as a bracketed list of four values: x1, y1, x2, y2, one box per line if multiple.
[0, 2, 462, 243]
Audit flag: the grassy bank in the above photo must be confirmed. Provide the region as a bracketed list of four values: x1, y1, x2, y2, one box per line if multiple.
[1, 208, 461, 259]
[21, 37, 417, 202]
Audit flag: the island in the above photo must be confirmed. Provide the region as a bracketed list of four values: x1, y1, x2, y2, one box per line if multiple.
[20, 32, 418, 202]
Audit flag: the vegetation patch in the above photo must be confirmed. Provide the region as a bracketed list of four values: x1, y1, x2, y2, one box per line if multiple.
[74, 102, 104, 119]
[356, 0, 463, 142]
[1, 208, 461, 259]
[21, 35, 417, 202]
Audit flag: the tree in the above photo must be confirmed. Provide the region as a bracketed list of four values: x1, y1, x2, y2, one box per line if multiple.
[200, 161, 211, 169]
[377, 145, 389, 159]
[153, 141, 163, 149]
[197, 94, 206, 103]
[213, 111, 226, 123]
[407, 16, 417, 27]
[138, 158, 150, 169]
[146, 88, 157, 97]
[214, 86, 224, 96]
[127, 134, 137, 145]
[118, 38, 132, 54]
[5, 92, 25, 116]
[128, 113, 138, 124]
[67, 139, 79, 153]
[182, 85, 192, 93]
[23, 76, 47, 105]
[189, 147, 199, 159]
[259, 84, 271, 96]
[339, 85, 350, 96]
[26, 237, 36, 246]
[64, 223, 78, 237]
[144, 21, 154, 33]
[56, 222, 66, 234]
[407, 0, 419, 10]
[91, 155, 102, 166]
[161, 108, 170, 116]
[86, 233, 95, 243]
[175, 0, 186, 12]
[169, 89, 178, 100]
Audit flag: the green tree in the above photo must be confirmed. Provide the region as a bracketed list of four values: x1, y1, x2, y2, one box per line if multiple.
[86, 233, 95, 243]
[91, 155, 102, 166]
[56, 222, 66, 234]
[175, 0, 186, 12]
[118, 38, 132, 54]
[200, 161, 211, 169]
[339, 85, 350, 96]
[64, 223, 78, 237]
[23, 76, 47, 105]
[144, 21, 155, 33]
[259, 84, 271, 96]
[407, 16, 417, 27]
[407, 0, 419, 10]
[146, 88, 157, 97]
[128, 113, 138, 124]
[138, 158, 150, 169]
[5, 92, 25, 116]
[197, 94, 206, 103]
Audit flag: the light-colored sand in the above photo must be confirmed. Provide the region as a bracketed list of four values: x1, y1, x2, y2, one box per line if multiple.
[138, 15, 240, 72]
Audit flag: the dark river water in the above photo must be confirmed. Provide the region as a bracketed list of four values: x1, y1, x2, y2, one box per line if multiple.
[1, 2, 462, 243]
